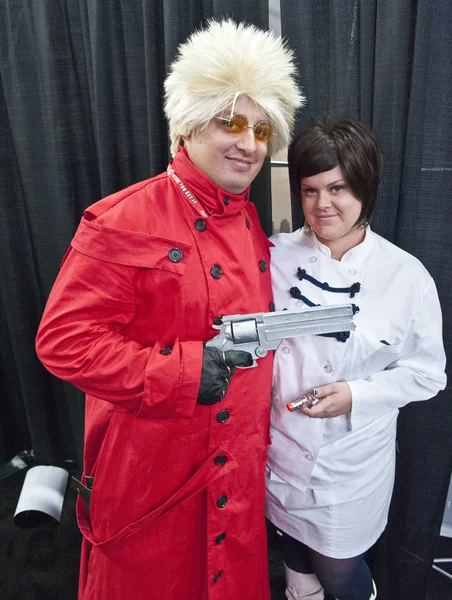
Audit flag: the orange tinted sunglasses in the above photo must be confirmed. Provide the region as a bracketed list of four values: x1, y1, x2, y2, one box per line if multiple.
[215, 114, 275, 143]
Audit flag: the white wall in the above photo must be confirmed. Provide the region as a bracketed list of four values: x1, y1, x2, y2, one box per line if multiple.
[269, 0, 293, 234]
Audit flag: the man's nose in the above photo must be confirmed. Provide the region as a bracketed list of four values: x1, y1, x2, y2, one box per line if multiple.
[236, 127, 256, 152]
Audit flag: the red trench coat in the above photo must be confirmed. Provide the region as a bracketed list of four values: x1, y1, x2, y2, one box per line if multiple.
[36, 148, 274, 600]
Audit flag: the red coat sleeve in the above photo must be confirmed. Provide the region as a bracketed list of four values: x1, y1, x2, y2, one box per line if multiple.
[36, 244, 203, 419]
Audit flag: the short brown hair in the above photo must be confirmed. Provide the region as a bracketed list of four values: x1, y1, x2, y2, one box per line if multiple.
[288, 117, 383, 225]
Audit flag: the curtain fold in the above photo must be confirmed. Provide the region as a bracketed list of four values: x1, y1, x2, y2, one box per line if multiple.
[280, 2, 452, 599]
[0, 0, 269, 466]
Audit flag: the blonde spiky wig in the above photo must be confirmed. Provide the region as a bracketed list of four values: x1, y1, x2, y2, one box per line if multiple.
[164, 19, 304, 157]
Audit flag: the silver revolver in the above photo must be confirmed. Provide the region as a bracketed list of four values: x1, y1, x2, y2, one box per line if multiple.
[206, 303, 356, 367]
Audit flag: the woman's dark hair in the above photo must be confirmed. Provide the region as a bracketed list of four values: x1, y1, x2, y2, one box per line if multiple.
[288, 116, 383, 225]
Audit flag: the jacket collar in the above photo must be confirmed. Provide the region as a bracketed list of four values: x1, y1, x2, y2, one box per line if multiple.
[170, 147, 250, 217]
[305, 225, 374, 263]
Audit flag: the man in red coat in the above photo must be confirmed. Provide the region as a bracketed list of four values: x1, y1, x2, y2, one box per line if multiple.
[36, 19, 303, 600]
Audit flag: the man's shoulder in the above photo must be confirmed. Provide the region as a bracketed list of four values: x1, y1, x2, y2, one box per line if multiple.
[69, 171, 192, 268]
[84, 171, 170, 225]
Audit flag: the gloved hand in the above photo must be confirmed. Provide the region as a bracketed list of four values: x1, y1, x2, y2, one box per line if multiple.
[197, 346, 254, 405]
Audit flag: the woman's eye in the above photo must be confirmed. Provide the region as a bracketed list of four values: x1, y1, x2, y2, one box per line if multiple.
[330, 185, 345, 193]
[302, 188, 317, 196]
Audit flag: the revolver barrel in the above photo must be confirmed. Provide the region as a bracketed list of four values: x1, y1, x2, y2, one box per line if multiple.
[206, 303, 356, 363]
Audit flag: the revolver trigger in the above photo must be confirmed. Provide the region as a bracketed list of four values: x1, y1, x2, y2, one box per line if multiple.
[237, 360, 258, 369]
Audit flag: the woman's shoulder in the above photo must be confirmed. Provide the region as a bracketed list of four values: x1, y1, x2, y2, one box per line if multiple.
[369, 230, 434, 284]
[270, 229, 308, 253]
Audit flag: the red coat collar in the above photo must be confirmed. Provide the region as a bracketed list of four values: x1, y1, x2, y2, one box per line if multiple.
[170, 147, 250, 217]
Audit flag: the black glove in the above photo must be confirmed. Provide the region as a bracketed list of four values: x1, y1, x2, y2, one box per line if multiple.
[197, 346, 254, 405]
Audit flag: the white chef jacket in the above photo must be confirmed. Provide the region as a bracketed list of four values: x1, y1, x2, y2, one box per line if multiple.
[265, 227, 447, 557]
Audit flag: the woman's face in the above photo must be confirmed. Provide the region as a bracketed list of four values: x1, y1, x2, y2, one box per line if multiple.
[301, 166, 365, 255]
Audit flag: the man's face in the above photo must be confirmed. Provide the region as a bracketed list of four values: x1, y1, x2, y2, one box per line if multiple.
[183, 95, 269, 194]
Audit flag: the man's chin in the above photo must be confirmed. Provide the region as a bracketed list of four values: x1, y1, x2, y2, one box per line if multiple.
[222, 184, 249, 195]
[219, 175, 254, 195]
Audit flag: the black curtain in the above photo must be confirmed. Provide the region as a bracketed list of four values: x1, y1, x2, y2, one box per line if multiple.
[0, 0, 269, 468]
[280, 1, 452, 599]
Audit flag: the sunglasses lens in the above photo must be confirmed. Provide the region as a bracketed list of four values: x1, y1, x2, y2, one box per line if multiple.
[228, 114, 248, 135]
[220, 114, 273, 142]
[254, 121, 273, 143]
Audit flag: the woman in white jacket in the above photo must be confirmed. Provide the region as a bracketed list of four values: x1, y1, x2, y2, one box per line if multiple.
[266, 117, 447, 600]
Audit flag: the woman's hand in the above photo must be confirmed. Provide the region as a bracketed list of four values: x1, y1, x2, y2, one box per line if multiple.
[299, 382, 352, 418]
